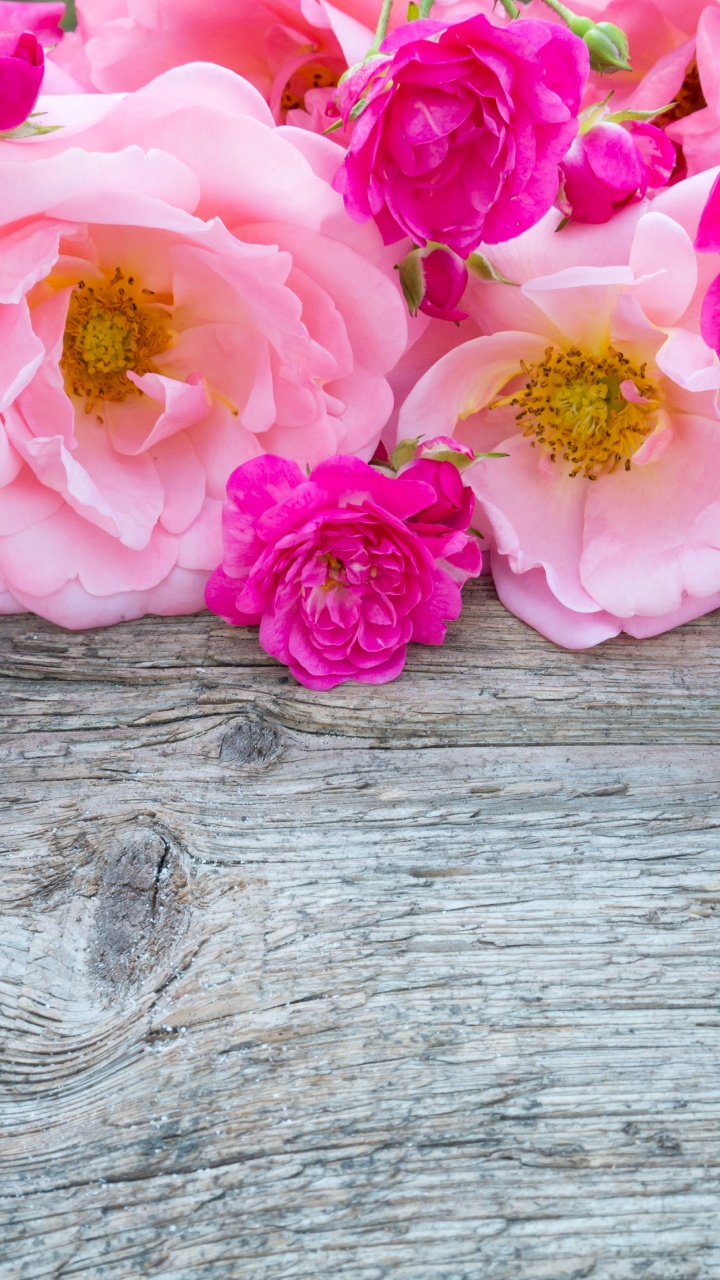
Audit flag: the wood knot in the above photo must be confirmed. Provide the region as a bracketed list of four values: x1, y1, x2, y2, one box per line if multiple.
[220, 713, 284, 767]
[92, 824, 190, 988]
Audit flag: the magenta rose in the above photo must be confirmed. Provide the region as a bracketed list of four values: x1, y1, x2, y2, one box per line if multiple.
[560, 119, 676, 223]
[206, 454, 481, 690]
[332, 14, 589, 254]
[0, 31, 45, 131]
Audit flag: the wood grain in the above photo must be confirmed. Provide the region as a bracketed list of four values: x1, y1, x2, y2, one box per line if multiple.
[2, 578, 720, 1279]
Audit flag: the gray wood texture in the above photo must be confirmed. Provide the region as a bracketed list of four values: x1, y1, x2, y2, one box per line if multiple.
[2, 576, 720, 1279]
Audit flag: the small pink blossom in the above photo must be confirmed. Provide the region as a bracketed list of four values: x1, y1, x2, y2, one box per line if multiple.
[206, 454, 481, 689]
[332, 14, 589, 255]
[401, 455, 482, 583]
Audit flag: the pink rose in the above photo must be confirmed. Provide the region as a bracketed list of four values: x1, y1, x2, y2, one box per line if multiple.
[0, 32, 45, 131]
[0, 2, 64, 43]
[0, 66, 407, 629]
[398, 171, 720, 647]
[560, 119, 676, 222]
[665, 7, 720, 179]
[58, 0, 379, 124]
[332, 14, 589, 254]
[206, 454, 480, 689]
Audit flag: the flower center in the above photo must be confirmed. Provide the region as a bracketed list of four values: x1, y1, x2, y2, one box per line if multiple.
[281, 61, 340, 114]
[493, 346, 662, 479]
[655, 60, 706, 128]
[321, 553, 345, 590]
[61, 267, 173, 413]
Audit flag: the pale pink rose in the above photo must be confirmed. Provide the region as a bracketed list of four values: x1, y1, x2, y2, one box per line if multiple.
[206, 453, 480, 689]
[665, 7, 720, 177]
[58, 0, 383, 124]
[0, 65, 407, 630]
[398, 169, 720, 648]
[0, 1, 65, 44]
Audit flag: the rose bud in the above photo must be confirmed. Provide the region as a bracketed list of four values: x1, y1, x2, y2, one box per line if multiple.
[560, 117, 676, 223]
[0, 31, 45, 131]
[564, 14, 631, 73]
[399, 244, 469, 323]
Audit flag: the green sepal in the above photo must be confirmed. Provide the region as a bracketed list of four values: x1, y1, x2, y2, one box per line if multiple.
[466, 252, 518, 287]
[0, 118, 62, 140]
[605, 104, 676, 124]
[397, 249, 426, 318]
[584, 22, 632, 73]
[390, 437, 422, 471]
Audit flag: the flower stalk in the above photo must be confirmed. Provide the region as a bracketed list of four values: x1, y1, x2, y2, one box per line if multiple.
[370, 0, 395, 53]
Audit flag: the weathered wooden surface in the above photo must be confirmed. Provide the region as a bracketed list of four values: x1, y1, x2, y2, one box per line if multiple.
[2, 577, 720, 1279]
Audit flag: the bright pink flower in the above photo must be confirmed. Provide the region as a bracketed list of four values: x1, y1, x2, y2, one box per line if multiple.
[206, 454, 480, 689]
[560, 118, 676, 222]
[0, 66, 408, 630]
[0, 32, 45, 131]
[398, 171, 720, 648]
[332, 14, 588, 254]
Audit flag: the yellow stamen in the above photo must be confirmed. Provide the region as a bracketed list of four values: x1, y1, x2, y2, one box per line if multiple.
[281, 62, 340, 113]
[491, 345, 663, 479]
[61, 267, 173, 413]
[320, 553, 344, 590]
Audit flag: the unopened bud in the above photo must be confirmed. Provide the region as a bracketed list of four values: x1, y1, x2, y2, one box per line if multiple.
[397, 243, 469, 323]
[582, 21, 631, 73]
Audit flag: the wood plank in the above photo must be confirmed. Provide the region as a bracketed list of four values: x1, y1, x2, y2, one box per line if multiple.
[2, 581, 720, 1278]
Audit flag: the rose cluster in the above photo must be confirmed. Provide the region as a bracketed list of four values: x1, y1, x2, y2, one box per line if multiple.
[0, 0, 719, 687]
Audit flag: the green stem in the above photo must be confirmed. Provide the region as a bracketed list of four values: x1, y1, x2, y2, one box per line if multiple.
[419, 0, 435, 15]
[495, 0, 521, 17]
[370, 0, 395, 52]
[536, 0, 576, 23]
